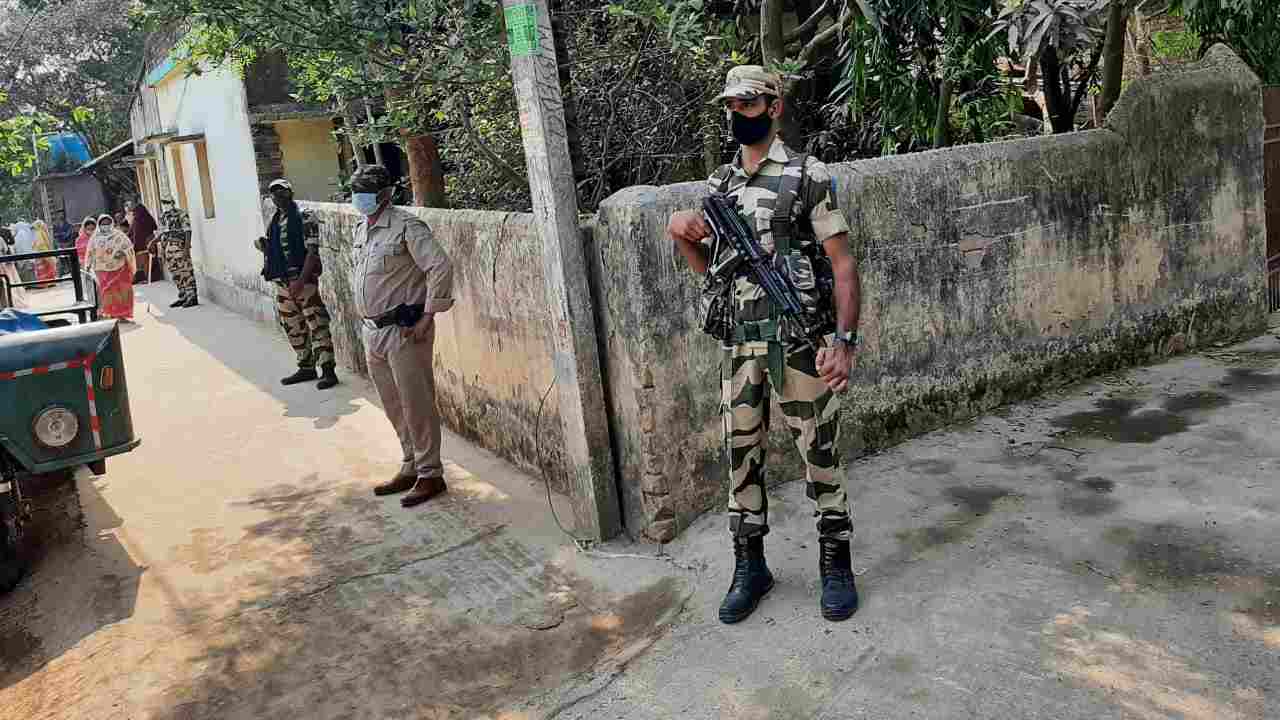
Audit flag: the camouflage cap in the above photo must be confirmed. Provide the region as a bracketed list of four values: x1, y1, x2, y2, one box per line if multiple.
[350, 164, 393, 193]
[267, 178, 293, 193]
[713, 65, 782, 103]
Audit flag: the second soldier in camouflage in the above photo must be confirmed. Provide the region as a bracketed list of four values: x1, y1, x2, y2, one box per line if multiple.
[669, 65, 863, 624]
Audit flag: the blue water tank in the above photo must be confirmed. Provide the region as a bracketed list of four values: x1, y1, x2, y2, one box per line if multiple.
[44, 133, 92, 171]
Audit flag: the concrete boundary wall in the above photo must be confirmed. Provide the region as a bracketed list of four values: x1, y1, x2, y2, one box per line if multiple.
[594, 45, 1267, 541]
[194, 46, 1265, 544]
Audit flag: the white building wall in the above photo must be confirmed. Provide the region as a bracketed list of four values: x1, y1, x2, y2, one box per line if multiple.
[150, 64, 277, 324]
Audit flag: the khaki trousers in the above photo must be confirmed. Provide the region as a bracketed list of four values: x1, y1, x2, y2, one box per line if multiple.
[365, 325, 443, 480]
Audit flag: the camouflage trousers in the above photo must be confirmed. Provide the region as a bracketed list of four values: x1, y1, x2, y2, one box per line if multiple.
[722, 342, 850, 539]
[275, 280, 335, 369]
[160, 240, 197, 302]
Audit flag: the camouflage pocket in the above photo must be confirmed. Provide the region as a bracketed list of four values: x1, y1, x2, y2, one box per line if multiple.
[778, 253, 822, 314]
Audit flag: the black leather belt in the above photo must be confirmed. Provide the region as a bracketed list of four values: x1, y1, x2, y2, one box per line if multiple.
[364, 303, 425, 329]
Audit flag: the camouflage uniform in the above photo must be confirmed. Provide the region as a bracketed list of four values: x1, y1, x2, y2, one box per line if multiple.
[157, 206, 198, 304]
[258, 208, 335, 370]
[707, 137, 852, 540]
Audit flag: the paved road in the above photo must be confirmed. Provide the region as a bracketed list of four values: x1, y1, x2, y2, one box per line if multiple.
[0, 283, 688, 720]
[522, 330, 1280, 719]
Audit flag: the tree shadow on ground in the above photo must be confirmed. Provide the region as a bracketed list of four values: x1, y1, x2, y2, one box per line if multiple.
[146, 474, 688, 720]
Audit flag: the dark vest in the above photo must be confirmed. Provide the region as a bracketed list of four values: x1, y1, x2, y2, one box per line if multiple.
[262, 203, 308, 282]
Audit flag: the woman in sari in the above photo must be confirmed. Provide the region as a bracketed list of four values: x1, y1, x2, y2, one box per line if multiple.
[127, 203, 158, 283]
[75, 217, 95, 266]
[31, 220, 58, 286]
[84, 213, 136, 321]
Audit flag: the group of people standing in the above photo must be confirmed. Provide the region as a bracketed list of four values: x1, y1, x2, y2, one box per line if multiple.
[67, 201, 199, 323]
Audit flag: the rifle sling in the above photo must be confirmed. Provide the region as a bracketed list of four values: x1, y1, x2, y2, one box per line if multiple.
[717, 151, 810, 391]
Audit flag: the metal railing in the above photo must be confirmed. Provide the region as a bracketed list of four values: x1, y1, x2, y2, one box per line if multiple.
[0, 248, 99, 323]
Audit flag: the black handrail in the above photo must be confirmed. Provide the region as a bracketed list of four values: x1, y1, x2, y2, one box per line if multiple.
[0, 248, 98, 322]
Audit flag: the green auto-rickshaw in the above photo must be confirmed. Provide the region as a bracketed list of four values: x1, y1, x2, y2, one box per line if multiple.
[0, 313, 140, 592]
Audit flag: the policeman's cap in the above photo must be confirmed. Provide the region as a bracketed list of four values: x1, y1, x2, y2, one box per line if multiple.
[350, 165, 394, 193]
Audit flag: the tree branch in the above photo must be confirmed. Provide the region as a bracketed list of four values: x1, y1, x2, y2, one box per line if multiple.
[761, 0, 786, 67]
[1070, 42, 1105, 119]
[798, 6, 852, 67]
[454, 94, 525, 189]
[785, 0, 831, 44]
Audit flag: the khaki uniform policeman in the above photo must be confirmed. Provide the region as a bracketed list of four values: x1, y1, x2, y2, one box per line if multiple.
[669, 66, 863, 624]
[350, 165, 455, 508]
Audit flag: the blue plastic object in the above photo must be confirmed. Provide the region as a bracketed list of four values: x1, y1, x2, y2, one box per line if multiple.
[0, 309, 50, 335]
[42, 133, 92, 171]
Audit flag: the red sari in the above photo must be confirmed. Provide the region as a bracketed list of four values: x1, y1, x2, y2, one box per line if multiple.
[86, 226, 136, 320]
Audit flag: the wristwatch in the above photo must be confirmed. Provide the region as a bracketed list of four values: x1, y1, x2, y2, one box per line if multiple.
[833, 329, 859, 349]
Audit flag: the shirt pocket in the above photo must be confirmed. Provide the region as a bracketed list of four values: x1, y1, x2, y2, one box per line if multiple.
[378, 239, 413, 273]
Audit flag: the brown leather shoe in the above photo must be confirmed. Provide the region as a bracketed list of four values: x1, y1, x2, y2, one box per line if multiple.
[373, 473, 416, 496]
[401, 476, 447, 507]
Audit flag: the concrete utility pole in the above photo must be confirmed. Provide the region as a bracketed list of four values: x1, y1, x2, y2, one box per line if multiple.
[502, 0, 621, 541]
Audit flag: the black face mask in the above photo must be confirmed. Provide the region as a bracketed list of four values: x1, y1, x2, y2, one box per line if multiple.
[729, 110, 773, 146]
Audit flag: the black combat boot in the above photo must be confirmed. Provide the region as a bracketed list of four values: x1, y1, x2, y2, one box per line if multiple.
[181, 296, 199, 307]
[316, 363, 339, 390]
[281, 367, 318, 386]
[719, 534, 774, 624]
[818, 535, 860, 621]
[169, 298, 185, 308]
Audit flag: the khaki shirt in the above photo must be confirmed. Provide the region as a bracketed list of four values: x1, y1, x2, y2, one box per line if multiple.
[352, 205, 455, 321]
[705, 137, 850, 324]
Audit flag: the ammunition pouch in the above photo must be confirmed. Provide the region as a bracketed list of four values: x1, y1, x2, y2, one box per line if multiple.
[700, 277, 734, 344]
[774, 251, 835, 344]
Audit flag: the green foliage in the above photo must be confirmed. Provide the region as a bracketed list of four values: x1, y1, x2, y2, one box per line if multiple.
[831, 0, 1008, 155]
[1151, 29, 1199, 61]
[993, 0, 1111, 61]
[1175, 0, 1280, 83]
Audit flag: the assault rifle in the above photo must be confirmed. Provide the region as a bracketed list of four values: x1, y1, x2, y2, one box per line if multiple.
[702, 193, 825, 346]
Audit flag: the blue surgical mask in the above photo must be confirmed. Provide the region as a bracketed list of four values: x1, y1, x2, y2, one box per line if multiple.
[352, 192, 381, 216]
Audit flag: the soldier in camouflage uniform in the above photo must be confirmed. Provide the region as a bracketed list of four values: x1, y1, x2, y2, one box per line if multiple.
[669, 66, 863, 624]
[152, 202, 199, 308]
[256, 178, 338, 390]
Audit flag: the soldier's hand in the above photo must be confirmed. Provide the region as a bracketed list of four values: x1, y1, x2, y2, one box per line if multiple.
[254, 236, 267, 252]
[668, 210, 711, 245]
[401, 313, 434, 344]
[816, 343, 855, 393]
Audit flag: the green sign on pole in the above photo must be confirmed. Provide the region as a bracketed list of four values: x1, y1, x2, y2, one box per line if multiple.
[505, 3, 540, 57]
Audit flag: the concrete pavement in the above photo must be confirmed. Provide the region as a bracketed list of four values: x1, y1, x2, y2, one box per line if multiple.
[0, 282, 690, 720]
[521, 327, 1280, 719]
[2, 281, 1277, 719]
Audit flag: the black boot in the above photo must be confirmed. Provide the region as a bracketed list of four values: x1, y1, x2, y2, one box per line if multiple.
[169, 298, 185, 308]
[281, 367, 318, 386]
[818, 536, 860, 621]
[182, 296, 199, 307]
[316, 363, 339, 390]
[719, 535, 774, 624]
